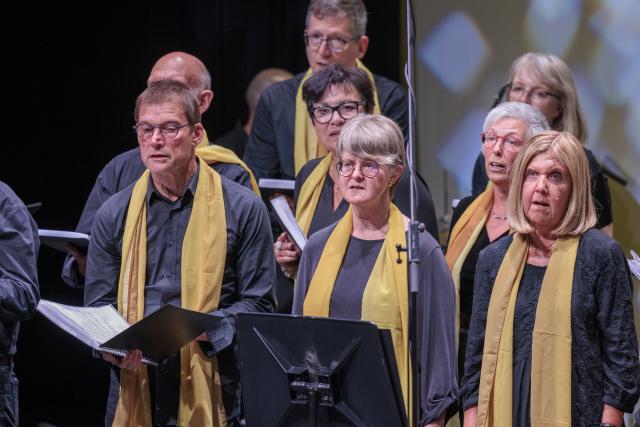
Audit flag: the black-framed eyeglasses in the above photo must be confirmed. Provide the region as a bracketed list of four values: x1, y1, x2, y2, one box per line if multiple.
[304, 32, 358, 53]
[311, 101, 363, 124]
[133, 122, 192, 141]
[481, 131, 524, 153]
[336, 159, 381, 178]
[507, 83, 561, 103]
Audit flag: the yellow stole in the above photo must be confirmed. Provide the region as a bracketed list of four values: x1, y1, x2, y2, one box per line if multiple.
[113, 160, 228, 427]
[295, 154, 333, 236]
[293, 59, 382, 175]
[195, 143, 260, 196]
[445, 184, 493, 349]
[477, 233, 577, 427]
[303, 204, 411, 423]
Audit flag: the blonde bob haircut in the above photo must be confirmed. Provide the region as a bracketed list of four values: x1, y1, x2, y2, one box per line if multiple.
[508, 131, 596, 237]
[337, 114, 405, 195]
[507, 52, 587, 143]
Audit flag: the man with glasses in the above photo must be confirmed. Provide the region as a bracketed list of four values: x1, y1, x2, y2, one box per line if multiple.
[244, 0, 409, 181]
[0, 180, 40, 427]
[84, 80, 274, 427]
[62, 51, 258, 289]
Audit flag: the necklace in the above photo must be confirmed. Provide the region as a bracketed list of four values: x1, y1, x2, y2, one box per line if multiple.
[491, 211, 508, 221]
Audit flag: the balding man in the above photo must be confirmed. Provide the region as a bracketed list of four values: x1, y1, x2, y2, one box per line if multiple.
[62, 51, 258, 288]
[216, 68, 293, 158]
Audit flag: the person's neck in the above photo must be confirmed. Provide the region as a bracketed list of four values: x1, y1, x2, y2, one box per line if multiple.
[351, 197, 391, 240]
[527, 230, 556, 266]
[151, 159, 198, 202]
[242, 113, 254, 136]
[491, 182, 509, 217]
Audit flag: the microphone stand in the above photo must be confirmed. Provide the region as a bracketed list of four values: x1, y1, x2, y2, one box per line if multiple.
[401, 1, 422, 425]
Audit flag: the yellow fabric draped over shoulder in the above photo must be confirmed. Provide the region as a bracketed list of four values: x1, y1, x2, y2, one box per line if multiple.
[293, 59, 382, 175]
[295, 154, 332, 236]
[477, 233, 577, 427]
[444, 184, 493, 348]
[113, 160, 228, 427]
[303, 204, 411, 423]
[196, 143, 260, 196]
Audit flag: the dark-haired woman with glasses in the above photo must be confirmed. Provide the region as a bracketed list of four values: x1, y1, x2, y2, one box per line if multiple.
[275, 63, 438, 282]
[293, 114, 458, 426]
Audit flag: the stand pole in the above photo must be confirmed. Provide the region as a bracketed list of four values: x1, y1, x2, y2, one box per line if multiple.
[404, 1, 421, 426]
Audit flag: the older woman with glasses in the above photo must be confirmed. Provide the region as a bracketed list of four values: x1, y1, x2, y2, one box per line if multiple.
[445, 102, 548, 421]
[461, 131, 639, 426]
[275, 63, 438, 283]
[293, 115, 458, 426]
[471, 52, 613, 235]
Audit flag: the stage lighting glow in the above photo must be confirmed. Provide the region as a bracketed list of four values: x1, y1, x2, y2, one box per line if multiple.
[418, 12, 490, 94]
[525, 0, 581, 57]
[573, 68, 604, 148]
[437, 109, 486, 197]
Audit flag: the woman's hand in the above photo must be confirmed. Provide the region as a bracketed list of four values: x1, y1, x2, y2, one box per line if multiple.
[274, 232, 300, 279]
[463, 405, 477, 427]
[601, 403, 623, 426]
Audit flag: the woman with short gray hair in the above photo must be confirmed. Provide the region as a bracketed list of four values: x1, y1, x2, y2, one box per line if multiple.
[293, 114, 458, 426]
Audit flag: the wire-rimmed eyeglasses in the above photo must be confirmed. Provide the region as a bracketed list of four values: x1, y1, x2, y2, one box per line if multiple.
[304, 32, 358, 53]
[133, 122, 192, 141]
[336, 159, 381, 178]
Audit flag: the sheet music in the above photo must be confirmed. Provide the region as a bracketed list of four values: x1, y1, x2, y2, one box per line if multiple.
[270, 195, 307, 251]
[37, 300, 128, 347]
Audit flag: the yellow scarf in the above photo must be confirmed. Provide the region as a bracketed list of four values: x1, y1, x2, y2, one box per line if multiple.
[445, 184, 493, 349]
[295, 154, 333, 236]
[293, 59, 382, 175]
[303, 204, 411, 423]
[477, 233, 577, 427]
[195, 143, 260, 196]
[113, 160, 228, 427]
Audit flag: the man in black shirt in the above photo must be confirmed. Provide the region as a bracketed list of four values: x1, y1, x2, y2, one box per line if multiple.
[0, 180, 40, 427]
[84, 81, 274, 426]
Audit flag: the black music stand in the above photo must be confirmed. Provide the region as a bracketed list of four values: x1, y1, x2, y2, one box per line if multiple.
[236, 313, 408, 427]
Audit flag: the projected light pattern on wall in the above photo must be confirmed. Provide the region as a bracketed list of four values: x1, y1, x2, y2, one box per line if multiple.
[418, 0, 640, 203]
[418, 12, 490, 94]
[525, 0, 581, 57]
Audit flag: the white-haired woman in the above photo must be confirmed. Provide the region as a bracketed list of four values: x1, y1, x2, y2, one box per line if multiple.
[445, 102, 548, 417]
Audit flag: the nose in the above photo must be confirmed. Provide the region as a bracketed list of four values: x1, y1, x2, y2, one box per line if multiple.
[317, 39, 332, 57]
[491, 137, 504, 155]
[330, 110, 345, 125]
[534, 175, 547, 193]
[516, 90, 533, 104]
[149, 128, 166, 145]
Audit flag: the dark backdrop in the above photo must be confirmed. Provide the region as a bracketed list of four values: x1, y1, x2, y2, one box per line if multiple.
[3, 1, 400, 425]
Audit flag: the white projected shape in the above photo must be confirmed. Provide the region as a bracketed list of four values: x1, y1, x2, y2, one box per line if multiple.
[591, 45, 639, 106]
[573, 68, 604, 148]
[418, 12, 490, 94]
[525, 0, 580, 57]
[437, 109, 486, 197]
[590, 0, 640, 59]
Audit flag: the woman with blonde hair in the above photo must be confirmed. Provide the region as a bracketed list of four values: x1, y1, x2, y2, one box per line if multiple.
[461, 131, 639, 426]
[472, 52, 613, 235]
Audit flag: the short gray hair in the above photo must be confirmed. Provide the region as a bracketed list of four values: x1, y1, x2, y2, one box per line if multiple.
[337, 114, 405, 196]
[305, 0, 367, 37]
[483, 101, 550, 140]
